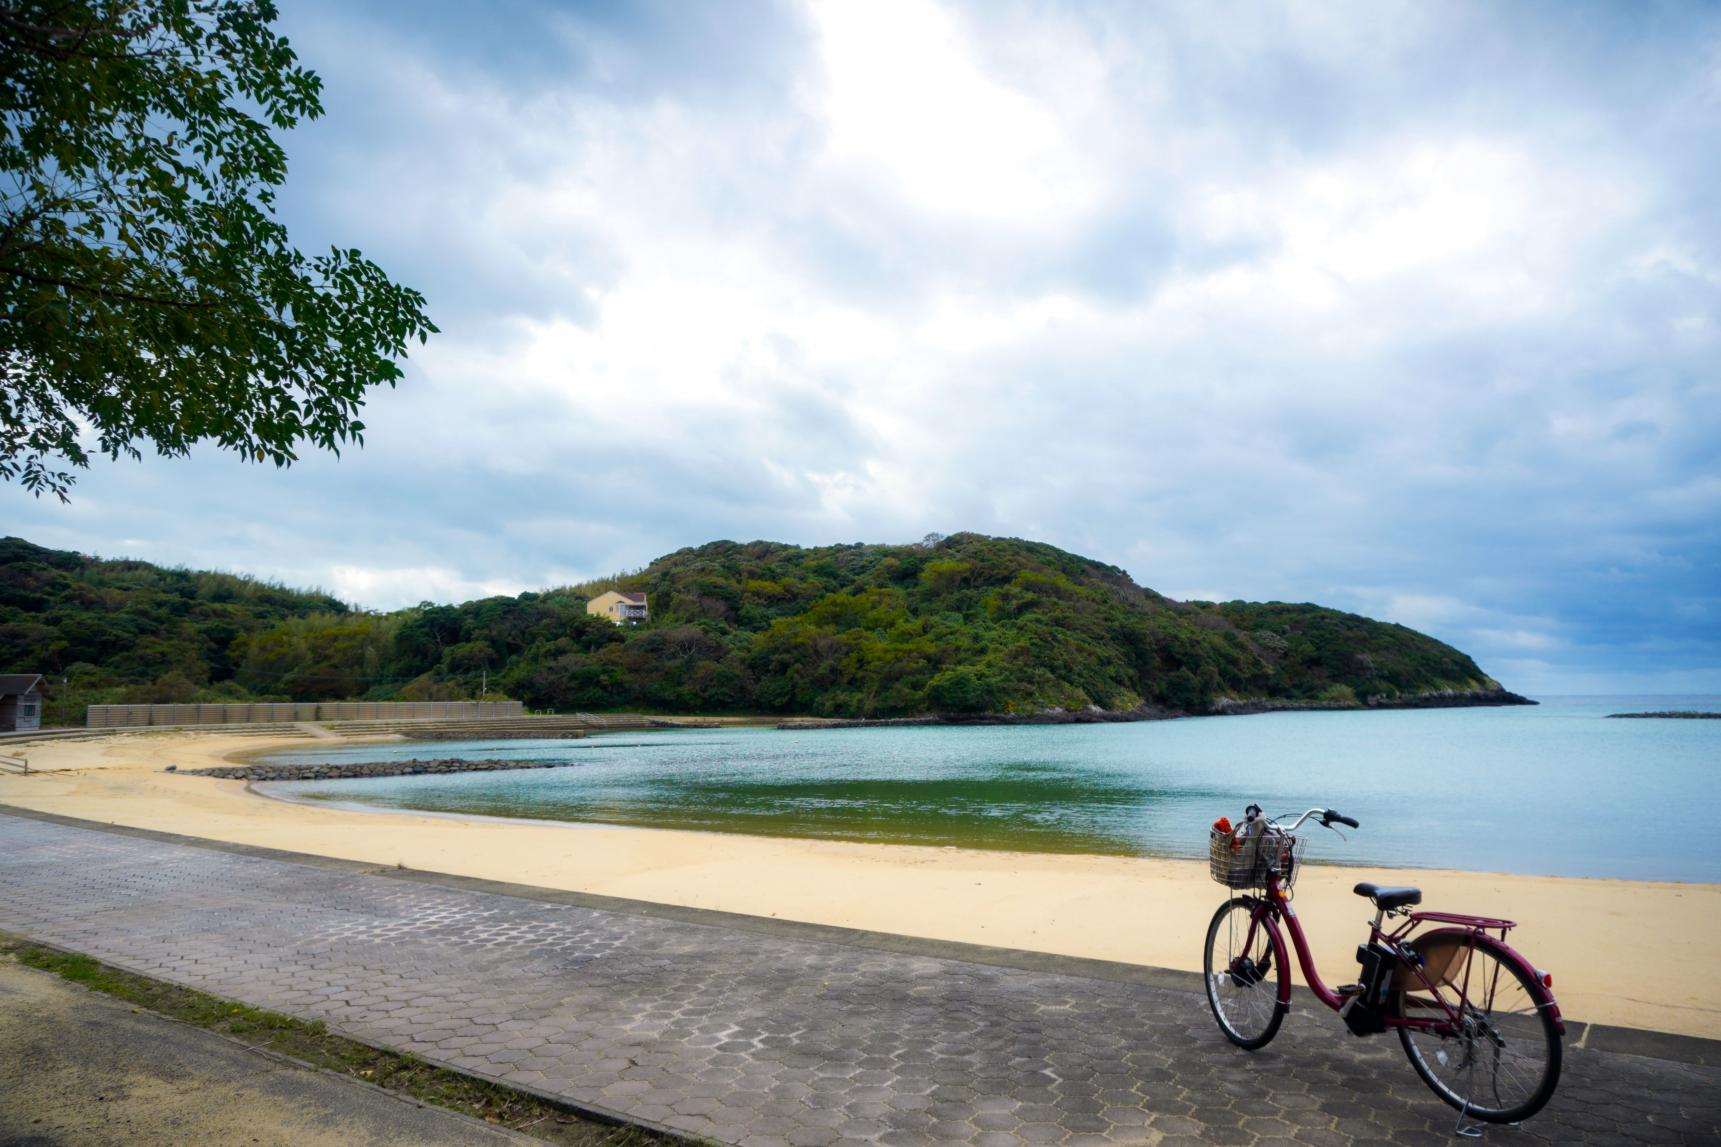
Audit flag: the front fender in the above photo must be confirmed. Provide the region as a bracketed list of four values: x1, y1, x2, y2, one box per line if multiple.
[1239, 895, 1294, 1013]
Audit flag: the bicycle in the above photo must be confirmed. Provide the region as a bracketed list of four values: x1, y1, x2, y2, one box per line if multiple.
[1202, 804, 1563, 1136]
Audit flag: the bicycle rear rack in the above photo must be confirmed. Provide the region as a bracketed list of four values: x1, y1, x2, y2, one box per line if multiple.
[1409, 909, 1516, 932]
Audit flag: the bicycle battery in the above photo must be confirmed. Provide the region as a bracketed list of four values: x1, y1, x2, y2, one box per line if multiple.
[1339, 942, 1396, 1036]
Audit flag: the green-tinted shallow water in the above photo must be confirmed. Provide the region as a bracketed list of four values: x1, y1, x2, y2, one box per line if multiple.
[260, 696, 1721, 881]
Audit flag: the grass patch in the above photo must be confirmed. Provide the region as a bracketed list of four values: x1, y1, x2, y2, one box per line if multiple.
[0, 934, 680, 1145]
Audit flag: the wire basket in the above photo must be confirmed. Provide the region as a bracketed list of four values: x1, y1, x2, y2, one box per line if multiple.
[1209, 827, 1306, 890]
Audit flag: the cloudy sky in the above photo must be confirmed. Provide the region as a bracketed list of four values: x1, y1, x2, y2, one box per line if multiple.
[8, 0, 1720, 693]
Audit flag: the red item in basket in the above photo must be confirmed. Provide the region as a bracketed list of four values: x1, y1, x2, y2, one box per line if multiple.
[1213, 816, 1233, 836]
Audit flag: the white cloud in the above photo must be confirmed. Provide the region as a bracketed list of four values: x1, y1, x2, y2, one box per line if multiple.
[1369, 594, 1488, 629]
[808, 0, 1100, 223]
[1471, 628, 1562, 652]
[329, 566, 533, 610]
[1161, 136, 1644, 349]
[6, 0, 1719, 692]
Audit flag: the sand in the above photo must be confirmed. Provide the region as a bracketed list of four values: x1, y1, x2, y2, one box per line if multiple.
[2, 729, 1717, 1041]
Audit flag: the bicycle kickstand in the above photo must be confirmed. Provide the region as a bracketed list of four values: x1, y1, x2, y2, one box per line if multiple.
[1454, 1099, 1520, 1139]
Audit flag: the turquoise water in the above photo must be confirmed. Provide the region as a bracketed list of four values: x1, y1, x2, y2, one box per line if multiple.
[261, 696, 1721, 881]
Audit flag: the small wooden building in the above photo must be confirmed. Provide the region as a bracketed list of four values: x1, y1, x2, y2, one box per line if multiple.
[586, 591, 648, 625]
[0, 674, 45, 733]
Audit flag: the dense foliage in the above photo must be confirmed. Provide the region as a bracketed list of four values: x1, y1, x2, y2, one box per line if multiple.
[0, 534, 345, 722]
[2, 533, 1510, 725]
[0, 0, 435, 500]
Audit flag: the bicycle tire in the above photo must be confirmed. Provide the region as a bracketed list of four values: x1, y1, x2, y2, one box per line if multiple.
[1203, 897, 1288, 1049]
[1396, 931, 1562, 1123]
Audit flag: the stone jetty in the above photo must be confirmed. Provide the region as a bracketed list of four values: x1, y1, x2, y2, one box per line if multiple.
[184, 757, 568, 782]
[1606, 711, 1721, 719]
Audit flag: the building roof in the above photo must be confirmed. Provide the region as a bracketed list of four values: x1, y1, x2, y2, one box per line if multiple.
[0, 674, 45, 696]
[586, 590, 647, 615]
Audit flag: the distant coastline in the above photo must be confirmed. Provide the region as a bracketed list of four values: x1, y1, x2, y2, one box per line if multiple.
[777, 687, 1535, 729]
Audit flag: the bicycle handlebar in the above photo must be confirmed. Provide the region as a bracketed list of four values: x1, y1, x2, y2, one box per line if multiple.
[1266, 807, 1361, 832]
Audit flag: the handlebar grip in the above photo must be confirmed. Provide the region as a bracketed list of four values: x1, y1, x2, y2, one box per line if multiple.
[1325, 809, 1360, 829]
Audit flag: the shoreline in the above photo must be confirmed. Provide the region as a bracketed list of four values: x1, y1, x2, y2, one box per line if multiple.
[777, 687, 1536, 728]
[1, 727, 1717, 1040]
[254, 764, 1692, 881]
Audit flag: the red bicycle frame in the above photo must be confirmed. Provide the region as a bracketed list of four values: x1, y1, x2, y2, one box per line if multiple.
[1237, 869, 1564, 1035]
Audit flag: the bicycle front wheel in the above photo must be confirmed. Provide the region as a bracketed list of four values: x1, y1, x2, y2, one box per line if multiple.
[1397, 933, 1562, 1124]
[1203, 897, 1287, 1049]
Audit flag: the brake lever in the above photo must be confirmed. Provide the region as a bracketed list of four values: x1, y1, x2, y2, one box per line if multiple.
[1321, 820, 1348, 842]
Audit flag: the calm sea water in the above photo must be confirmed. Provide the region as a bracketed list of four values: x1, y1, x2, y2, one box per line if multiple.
[260, 696, 1721, 882]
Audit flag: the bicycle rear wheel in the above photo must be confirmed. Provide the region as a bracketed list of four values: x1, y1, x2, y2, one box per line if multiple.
[1203, 897, 1287, 1049]
[1397, 933, 1562, 1123]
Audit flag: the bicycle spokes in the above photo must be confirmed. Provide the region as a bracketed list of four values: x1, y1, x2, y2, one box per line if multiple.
[1398, 939, 1560, 1124]
[1203, 898, 1286, 1049]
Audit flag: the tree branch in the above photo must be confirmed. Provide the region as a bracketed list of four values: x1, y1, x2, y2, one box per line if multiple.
[0, 8, 167, 62]
[0, 260, 216, 308]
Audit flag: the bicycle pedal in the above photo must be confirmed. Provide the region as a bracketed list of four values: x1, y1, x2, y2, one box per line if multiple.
[1336, 983, 1362, 998]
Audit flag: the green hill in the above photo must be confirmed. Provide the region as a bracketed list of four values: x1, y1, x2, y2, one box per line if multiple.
[0, 535, 351, 722]
[1, 532, 1525, 724]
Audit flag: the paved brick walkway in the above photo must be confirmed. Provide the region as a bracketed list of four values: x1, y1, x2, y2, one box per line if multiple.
[0, 811, 1715, 1147]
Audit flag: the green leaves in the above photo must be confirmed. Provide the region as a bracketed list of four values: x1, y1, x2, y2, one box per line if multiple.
[0, 0, 435, 499]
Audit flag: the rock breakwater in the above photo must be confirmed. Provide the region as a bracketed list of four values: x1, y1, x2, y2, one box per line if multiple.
[1606, 711, 1721, 719]
[185, 758, 567, 782]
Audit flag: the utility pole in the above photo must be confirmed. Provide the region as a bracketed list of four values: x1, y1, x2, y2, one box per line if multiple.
[481, 669, 487, 700]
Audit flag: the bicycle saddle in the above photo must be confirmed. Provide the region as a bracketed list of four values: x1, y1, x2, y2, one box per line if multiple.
[1353, 882, 1422, 911]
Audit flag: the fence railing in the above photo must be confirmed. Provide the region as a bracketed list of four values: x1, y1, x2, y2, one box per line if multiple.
[85, 700, 524, 729]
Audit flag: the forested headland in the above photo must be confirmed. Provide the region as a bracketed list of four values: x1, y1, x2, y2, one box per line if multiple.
[1, 533, 1526, 726]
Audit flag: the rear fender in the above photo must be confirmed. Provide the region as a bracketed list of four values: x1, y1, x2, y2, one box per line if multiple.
[1396, 927, 1563, 1033]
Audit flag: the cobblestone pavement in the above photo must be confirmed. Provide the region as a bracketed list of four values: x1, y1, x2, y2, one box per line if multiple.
[1, 812, 1715, 1147]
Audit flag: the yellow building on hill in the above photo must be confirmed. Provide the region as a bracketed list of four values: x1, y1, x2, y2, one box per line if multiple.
[587, 591, 648, 625]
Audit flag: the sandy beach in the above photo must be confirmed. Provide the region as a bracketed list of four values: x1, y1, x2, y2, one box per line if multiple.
[2, 729, 1717, 1041]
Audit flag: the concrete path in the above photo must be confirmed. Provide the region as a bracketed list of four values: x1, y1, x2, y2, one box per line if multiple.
[0, 810, 1715, 1147]
[0, 958, 544, 1147]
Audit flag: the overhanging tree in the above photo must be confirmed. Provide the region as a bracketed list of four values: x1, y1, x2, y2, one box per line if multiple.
[0, 0, 435, 499]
